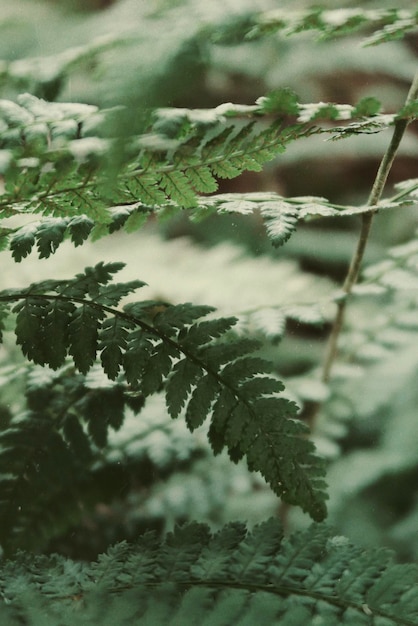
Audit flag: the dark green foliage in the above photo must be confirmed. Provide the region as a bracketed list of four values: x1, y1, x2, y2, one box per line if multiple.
[0, 364, 148, 554]
[0, 519, 417, 625]
[10, 216, 94, 261]
[0, 264, 328, 520]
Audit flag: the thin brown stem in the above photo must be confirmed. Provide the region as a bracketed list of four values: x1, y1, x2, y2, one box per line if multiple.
[311, 70, 418, 419]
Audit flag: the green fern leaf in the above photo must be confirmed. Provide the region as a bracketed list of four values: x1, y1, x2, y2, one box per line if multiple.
[203, 338, 261, 369]
[68, 215, 94, 246]
[96, 280, 146, 307]
[257, 87, 300, 115]
[98, 317, 134, 380]
[13, 297, 50, 365]
[159, 170, 197, 208]
[179, 317, 237, 348]
[122, 209, 149, 234]
[211, 160, 242, 179]
[35, 218, 67, 258]
[41, 300, 74, 369]
[2, 519, 417, 625]
[140, 342, 177, 396]
[61, 262, 126, 299]
[208, 387, 239, 453]
[184, 165, 218, 193]
[165, 358, 203, 419]
[238, 375, 284, 399]
[221, 357, 274, 387]
[126, 174, 168, 206]
[1, 266, 327, 517]
[152, 303, 215, 335]
[191, 521, 248, 579]
[10, 224, 37, 261]
[68, 305, 103, 374]
[185, 374, 220, 430]
[122, 330, 154, 385]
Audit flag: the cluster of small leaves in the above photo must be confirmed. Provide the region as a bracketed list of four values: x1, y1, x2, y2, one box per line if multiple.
[0, 262, 327, 521]
[243, 8, 418, 47]
[0, 518, 417, 625]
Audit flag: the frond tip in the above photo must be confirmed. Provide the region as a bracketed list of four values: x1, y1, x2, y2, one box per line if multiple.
[1, 519, 417, 625]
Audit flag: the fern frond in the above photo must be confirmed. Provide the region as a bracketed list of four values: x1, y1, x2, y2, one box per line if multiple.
[198, 190, 414, 247]
[245, 8, 418, 47]
[1, 91, 405, 257]
[1, 519, 417, 625]
[7, 178, 413, 258]
[0, 264, 327, 519]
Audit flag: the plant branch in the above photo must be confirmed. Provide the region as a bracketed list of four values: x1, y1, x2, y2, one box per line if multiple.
[311, 70, 418, 420]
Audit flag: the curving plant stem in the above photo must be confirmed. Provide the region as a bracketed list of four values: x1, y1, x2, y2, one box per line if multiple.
[279, 72, 418, 528]
[309, 70, 418, 426]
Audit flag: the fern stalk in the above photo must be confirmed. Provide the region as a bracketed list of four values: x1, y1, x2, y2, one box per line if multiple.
[313, 70, 418, 418]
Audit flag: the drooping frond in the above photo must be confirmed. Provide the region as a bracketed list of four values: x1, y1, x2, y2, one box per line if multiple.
[0, 518, 417, 625]
[0, 263, 327, 521]
[196, 189, 415, 247]
[5, 179, 416, 258]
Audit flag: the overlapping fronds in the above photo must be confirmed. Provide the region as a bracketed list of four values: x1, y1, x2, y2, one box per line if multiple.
[5, 180, 417, 258]
[0, 263, 328, 522]
[0, 518, 417, 625]
[1, 90, 415, 257]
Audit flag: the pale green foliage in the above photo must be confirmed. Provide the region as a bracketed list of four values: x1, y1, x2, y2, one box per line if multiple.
[245, 7, 418, 46]
[1, 92, 414, 258]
